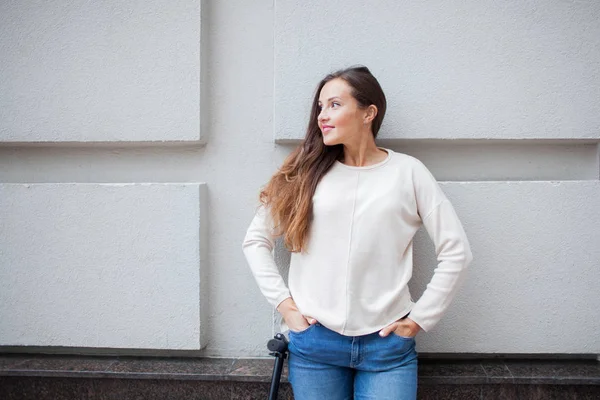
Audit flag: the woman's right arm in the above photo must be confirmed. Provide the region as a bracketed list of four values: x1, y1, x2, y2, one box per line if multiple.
[241, 204, 292, 309]
[242, 205, 315, 331]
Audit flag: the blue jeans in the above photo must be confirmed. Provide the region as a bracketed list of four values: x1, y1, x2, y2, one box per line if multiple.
[287, 322, 418, 400]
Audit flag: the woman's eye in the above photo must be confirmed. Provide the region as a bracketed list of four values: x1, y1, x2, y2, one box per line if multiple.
[332, 102, 340, 108]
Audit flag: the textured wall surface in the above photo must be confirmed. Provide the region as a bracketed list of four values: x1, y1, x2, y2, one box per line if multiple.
[0, 183, 207, 350]
[411, 181, 600, 353]
[0, 0, 599, 357]
[0, 0, 202, 143]
[274, 0, 600, 141]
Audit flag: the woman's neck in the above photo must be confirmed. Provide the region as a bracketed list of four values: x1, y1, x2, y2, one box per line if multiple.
[341, 141, 386, 167]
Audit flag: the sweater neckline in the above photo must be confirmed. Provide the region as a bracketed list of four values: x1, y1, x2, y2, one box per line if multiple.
[334, 147, 392, 170]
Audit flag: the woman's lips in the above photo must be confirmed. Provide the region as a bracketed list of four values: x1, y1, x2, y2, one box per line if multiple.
[322, 126, 334, 133]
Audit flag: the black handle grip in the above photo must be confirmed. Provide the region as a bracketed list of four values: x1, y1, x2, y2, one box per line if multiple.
[267, 333, 289, 400]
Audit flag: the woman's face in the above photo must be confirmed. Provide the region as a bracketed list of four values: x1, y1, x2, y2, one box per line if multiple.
[317, 78, 367, 146]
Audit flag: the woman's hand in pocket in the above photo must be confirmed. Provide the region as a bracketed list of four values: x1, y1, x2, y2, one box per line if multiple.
[276, 297, 318, 332]
[378, 317, 421, 338]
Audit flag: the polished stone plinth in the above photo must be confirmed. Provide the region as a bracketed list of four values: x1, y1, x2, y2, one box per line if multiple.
[1, 354, 598, 399]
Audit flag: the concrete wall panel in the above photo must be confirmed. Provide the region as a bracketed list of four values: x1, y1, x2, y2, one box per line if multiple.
[269, 181, 600, 353]
[0, 0, 202, 143]
[410, 180, 600, 353]
[274, 0, 600, 141]
[0, 183, 207, 350]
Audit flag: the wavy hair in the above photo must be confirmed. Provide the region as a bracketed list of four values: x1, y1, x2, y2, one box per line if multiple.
[260, 65, 387, 253]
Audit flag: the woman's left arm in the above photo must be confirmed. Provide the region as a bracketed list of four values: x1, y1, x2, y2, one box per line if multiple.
[407, 159, 473, 333]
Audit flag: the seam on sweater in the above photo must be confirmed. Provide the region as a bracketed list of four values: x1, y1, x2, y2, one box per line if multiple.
[422, 199, 448, 222]
[341, 171, 360, 334]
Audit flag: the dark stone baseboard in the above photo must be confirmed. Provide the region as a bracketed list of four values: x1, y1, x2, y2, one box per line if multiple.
[1, 354, 598, 399]
[2, 377, 600, 400]
[0, 377, 293, 400]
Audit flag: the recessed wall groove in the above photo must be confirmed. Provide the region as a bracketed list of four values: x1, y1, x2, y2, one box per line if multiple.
[276, 140, 600, 182]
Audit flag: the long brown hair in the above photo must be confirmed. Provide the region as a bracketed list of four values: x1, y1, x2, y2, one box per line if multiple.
[260, 65, 387, 253]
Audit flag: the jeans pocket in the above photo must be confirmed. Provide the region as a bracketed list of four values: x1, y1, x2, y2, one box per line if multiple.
[391, 332, 415, 341]
[289, 323, 317, 336]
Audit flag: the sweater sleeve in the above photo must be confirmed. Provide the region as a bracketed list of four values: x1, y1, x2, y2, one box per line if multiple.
[408, 160, 473, 332]
[242, 204, 292, 309]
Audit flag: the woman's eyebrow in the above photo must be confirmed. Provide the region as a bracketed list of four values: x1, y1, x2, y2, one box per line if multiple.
[318, 96, 342, 104]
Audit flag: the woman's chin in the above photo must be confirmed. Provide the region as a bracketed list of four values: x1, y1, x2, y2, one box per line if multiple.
[322, 135, 340, 146]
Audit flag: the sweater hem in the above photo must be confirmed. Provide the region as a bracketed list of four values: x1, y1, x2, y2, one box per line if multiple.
[335, 304, 415, 337]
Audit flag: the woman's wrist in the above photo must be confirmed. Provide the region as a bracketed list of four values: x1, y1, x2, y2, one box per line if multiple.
[276, 297, 296, 316]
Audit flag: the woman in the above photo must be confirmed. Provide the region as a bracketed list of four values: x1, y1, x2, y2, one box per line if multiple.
[242, 66, 473, 399]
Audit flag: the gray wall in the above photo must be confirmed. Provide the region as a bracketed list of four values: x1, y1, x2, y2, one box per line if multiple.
[1, 0, 599, 357]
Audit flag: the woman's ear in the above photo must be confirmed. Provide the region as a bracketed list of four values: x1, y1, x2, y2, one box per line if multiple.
[364, 105, 378, 124]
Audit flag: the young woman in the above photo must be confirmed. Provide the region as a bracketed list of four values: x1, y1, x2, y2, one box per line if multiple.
[242, 66, 473, 399]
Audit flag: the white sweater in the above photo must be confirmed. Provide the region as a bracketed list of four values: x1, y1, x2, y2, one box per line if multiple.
[242, 148, 473, 335]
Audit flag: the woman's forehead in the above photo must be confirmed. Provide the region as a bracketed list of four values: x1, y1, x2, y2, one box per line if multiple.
[319, 79, 352, 102]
